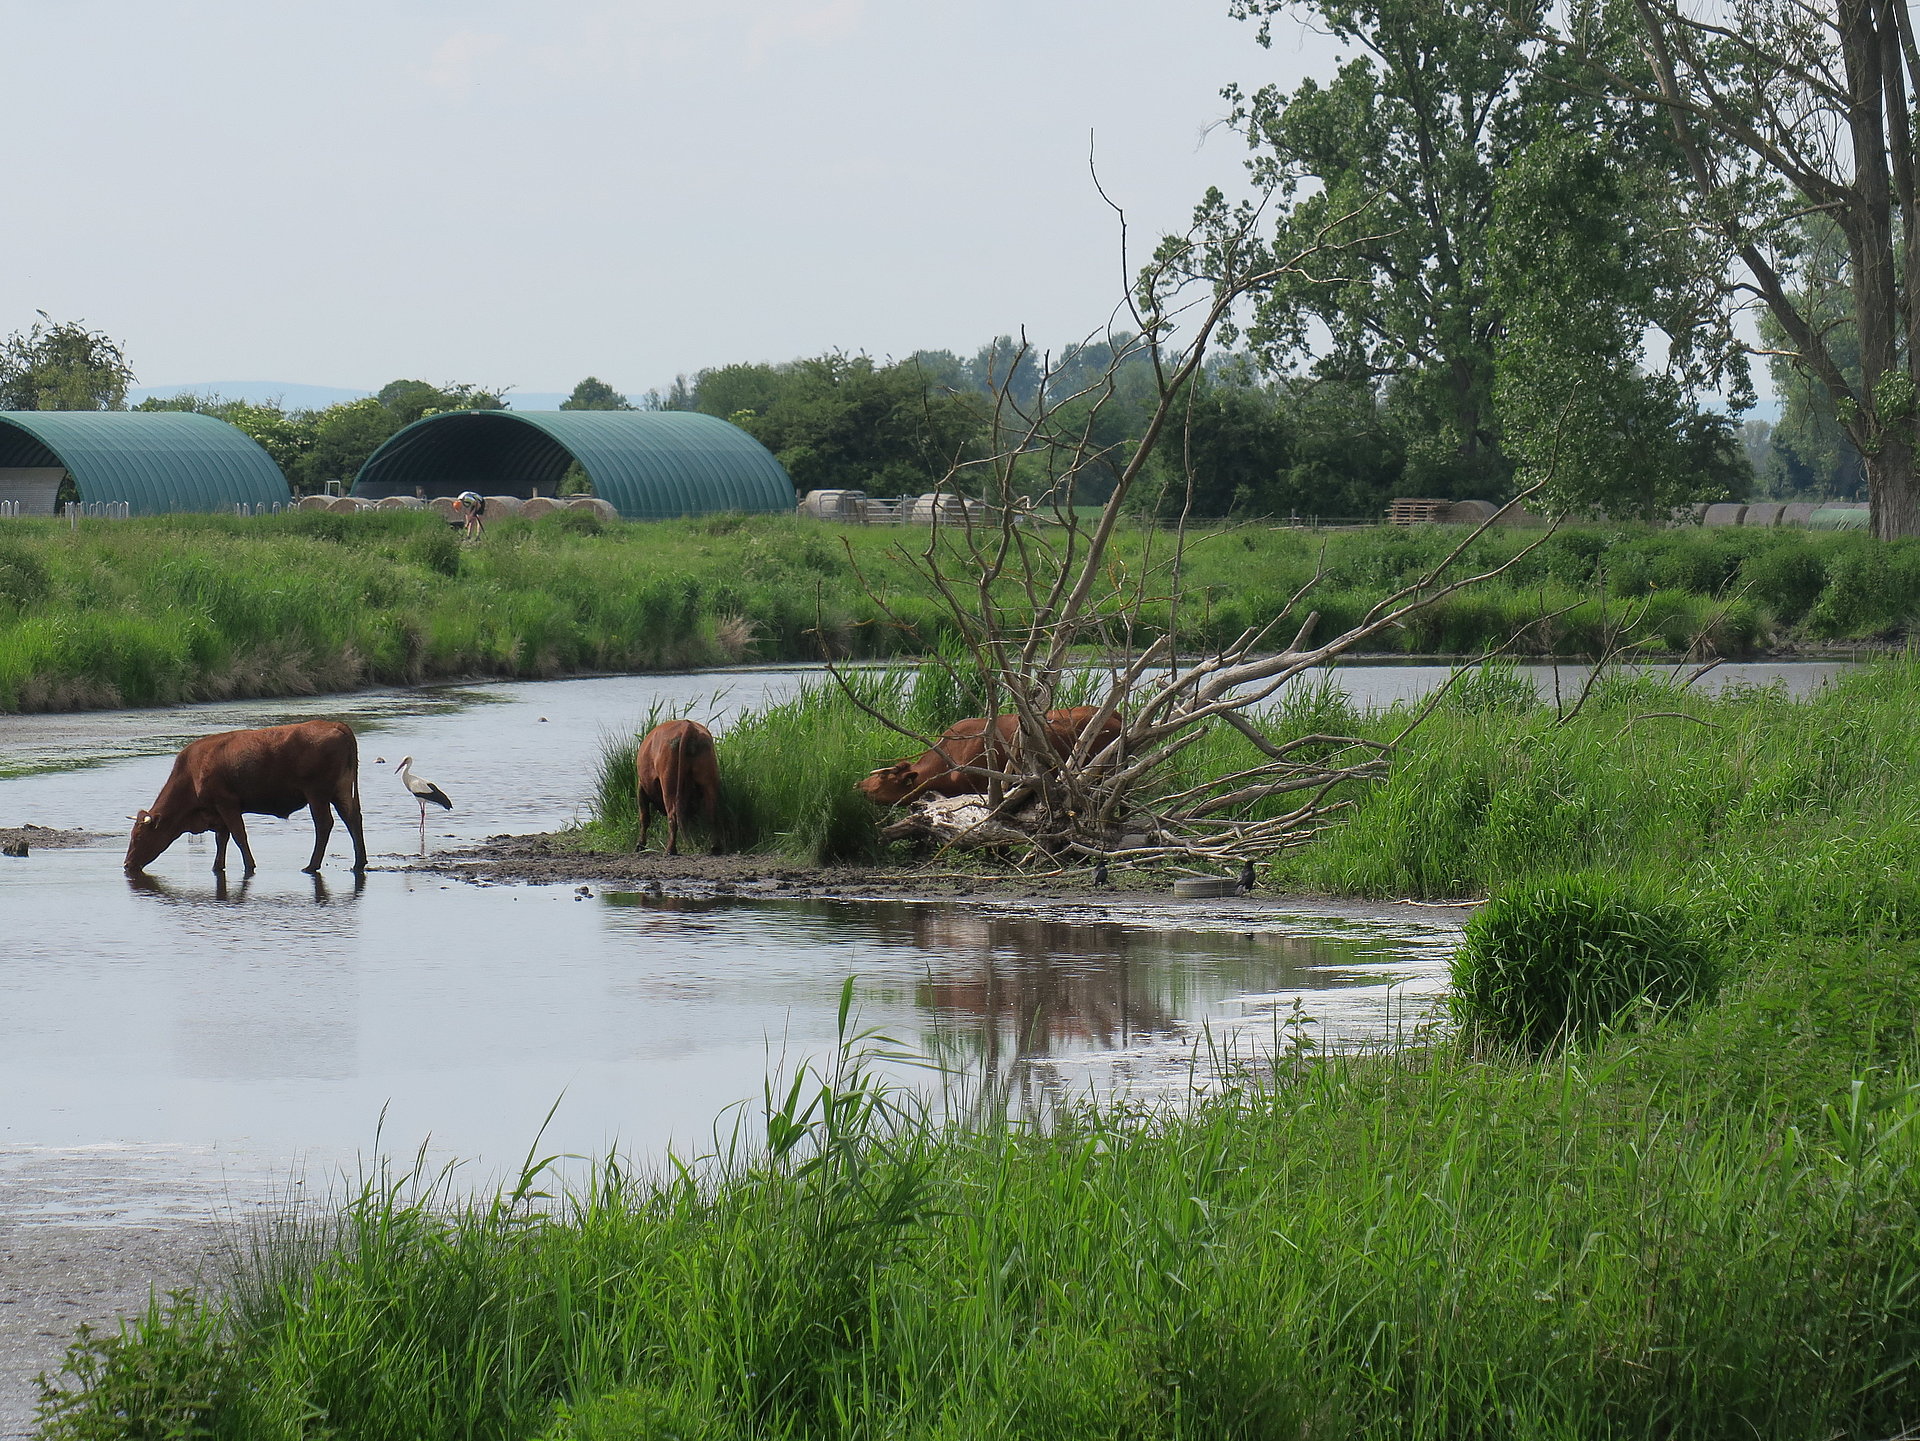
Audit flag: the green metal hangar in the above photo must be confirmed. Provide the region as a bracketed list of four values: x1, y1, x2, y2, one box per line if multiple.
[0, 412, 289, 515]
[351, 410, 796, 518]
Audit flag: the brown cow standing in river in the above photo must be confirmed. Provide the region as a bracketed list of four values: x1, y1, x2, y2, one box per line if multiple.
[125, 720, 368, 876]
[857, 705, 1122, 807]
[636, 719, 720, 855]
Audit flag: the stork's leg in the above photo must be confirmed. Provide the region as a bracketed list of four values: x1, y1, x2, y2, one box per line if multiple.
[305, 797, 334, 874]
[418, 800, 428, 857]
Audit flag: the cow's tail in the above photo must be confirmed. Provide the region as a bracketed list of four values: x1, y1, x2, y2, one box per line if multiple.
[339, 723, 362, 813]
[667, 729, 710, 810]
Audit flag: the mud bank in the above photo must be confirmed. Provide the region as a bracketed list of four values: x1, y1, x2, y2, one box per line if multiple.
[0, 827, 100, 855]
[412, 832, 1480, 924]
[0, 1221, 225, 1440]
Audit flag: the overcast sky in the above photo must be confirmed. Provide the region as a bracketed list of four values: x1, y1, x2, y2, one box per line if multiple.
[4, 1, 1345, 397]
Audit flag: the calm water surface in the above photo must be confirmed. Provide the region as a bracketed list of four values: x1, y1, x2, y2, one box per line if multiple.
[0, 660, 1849, 1223]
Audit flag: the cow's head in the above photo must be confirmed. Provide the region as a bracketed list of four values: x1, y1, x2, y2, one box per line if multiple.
[856, 761, 921, 807]
[124, 809, 184, 874]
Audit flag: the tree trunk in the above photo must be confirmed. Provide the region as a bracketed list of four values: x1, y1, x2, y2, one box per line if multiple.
[1870, 431, 1920, 537]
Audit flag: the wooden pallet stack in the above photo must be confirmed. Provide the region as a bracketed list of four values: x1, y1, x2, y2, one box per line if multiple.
[1385, 497, 1452, 526]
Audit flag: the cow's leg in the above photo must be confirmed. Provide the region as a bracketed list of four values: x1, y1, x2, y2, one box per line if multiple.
[304, 797, 334, 874]
[220, 809, 258, 876]
[337, 794, 368, 873]
[665, 809, 680, 857]
[636, 793, 652, 853]
[212, 828, 230, 874]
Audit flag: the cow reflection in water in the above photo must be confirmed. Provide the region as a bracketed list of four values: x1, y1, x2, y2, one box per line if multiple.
[126, 869, 364, 905]
[845, 905, 1337, 1094]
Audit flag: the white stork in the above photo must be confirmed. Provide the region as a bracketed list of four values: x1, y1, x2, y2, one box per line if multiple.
[395, 756, 453, 855]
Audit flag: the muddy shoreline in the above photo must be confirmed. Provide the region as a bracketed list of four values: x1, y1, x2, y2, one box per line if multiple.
[408, 831, 1482, 925]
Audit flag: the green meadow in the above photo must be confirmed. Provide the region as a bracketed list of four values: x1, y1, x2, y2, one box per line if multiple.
[38, 656, 1920, 1439]
[4, 510, 1920, 712]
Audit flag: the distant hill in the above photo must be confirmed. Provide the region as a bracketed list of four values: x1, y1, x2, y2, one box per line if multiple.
[127, 383, 629, 412]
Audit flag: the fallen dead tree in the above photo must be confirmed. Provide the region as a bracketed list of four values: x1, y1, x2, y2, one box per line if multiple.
[828, 187, 1564, 876]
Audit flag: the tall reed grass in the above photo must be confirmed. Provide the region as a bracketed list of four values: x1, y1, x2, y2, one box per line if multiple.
[7, 513, 1914, 714]
[38, 1009, 1920, 1439]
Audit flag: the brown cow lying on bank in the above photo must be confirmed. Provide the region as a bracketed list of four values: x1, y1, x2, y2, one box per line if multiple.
[125, 720, 368, 876]
[636, 719, 721, 855]
[856, 705, 1122, 807]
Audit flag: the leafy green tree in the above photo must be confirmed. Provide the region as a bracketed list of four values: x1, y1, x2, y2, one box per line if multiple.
[1608, 0, 1920, 535]
[0, 314, 135, 410]
[686, 354, 985, 495]
[1224, 0, 1744, 506]
[1142, 380, 1295, 517]
[1488, 131, 1747, 517]
[559, 377, 635, 411]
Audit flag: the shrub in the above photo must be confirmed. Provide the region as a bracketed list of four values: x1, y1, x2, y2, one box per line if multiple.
[1451, 874, 1717, 1050]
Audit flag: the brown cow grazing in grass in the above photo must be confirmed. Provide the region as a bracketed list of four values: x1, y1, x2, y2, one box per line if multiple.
[636, 719, 720, 856]
[126, 720, 367, 877]
[857, 705, 1123, 807]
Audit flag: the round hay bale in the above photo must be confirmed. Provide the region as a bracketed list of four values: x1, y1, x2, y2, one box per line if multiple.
[375, 495, 425, 510]
[1702, 502, 1747, 527]
[482, 495, 523, 517]
[906, 492, 985, 525]
[296, 494, 333, 511]
[1444, 499, 1499, 525]
[799, 488, 868, 521]
[520, 496, 563, 520]
[565, 497, 618, 522]
[326, 496, 363, 514]
[1173, 877, 1235, 899]
[1741, 501, 1786, 526]
[427, 496, 460, 521]
[1780, 501, 1820, 527]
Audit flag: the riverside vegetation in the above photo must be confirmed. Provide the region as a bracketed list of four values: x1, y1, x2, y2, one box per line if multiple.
[3, 510, 1920, 712]
[35, 656, 1920, 1438]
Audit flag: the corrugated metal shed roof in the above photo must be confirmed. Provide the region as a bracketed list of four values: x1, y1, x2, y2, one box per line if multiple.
[351, 410, 795, 519]
[0, 411, 289, 514]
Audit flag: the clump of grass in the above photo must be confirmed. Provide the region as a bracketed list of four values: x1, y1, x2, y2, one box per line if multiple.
[582, 677, 910, 863]
[1451, 873, 1718, 1050]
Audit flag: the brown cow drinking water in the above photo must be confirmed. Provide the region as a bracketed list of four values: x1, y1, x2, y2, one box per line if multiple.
[857, 705, 1123, 807]
[635, 719, 721, 856]
[125, 720, 368, 877]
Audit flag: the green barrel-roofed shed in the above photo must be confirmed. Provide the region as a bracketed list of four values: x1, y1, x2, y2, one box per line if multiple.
[351, 410, 796, 519]
[0, 411, 290, 516]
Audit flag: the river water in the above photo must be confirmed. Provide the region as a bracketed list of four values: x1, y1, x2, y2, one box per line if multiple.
[0, 660, 1851, 1224]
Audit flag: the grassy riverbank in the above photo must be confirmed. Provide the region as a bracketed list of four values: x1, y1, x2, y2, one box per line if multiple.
[3, 510, 1919, 712]
[37, 662, 1920, 1439]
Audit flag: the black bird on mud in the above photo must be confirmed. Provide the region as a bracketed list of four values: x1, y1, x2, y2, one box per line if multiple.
[1237, 860, 1257, 894]
[1092, 859, 1110, 887]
